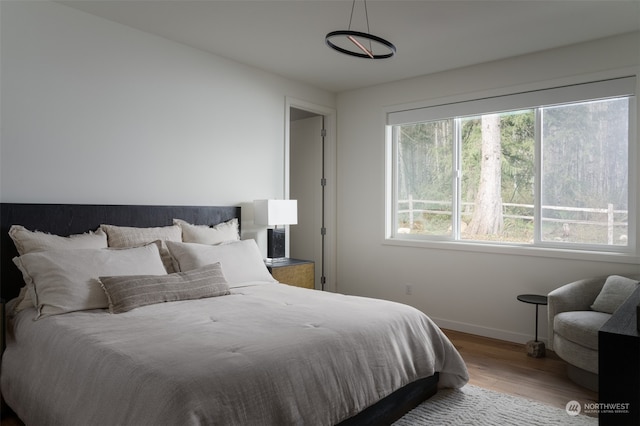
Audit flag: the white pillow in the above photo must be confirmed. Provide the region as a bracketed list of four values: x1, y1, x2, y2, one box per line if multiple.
[9, 225, 108, 255]
[165, 239, 276, 286]
[13, 243, 167, 319]
[590, 275, 639, 314]
[8, 225, 109, 313]
[12, 286, 36, 314]
[100, 224, 182, 247]
[100, 224, 182, 273]
[173, 218, 239, 245]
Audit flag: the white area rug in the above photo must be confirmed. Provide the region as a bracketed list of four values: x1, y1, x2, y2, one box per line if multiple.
[393, 384, 597, 425]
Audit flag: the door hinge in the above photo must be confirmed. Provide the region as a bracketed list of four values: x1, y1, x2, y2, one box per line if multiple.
[321, 227, 326, 236]
[320, 178, 327, 187]
[320, 128, 327, 137]
[321, 276, 326, 285]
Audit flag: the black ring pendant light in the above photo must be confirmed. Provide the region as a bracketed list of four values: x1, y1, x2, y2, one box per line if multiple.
[325, 0, 396, 59]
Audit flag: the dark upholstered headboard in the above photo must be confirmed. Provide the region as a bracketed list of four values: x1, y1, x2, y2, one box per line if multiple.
[0, 203, 241, 301]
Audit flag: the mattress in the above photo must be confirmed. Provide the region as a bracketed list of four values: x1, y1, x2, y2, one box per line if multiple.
[2, 282, 468, 425]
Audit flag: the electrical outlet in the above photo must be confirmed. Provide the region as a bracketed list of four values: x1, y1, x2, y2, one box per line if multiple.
[405, 283, 413, 295]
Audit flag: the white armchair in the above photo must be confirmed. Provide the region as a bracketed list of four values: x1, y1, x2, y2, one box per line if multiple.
[547, 274, 640, 391]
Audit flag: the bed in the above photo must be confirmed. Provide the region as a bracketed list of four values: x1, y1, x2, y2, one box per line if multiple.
[0, 203, 468, 425]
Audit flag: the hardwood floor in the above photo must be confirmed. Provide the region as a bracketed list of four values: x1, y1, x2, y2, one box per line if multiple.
[1, 329, 599, 424]
[442, 328, 598, 417]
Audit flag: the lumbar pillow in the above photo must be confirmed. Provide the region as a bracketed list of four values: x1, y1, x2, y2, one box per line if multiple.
[99, 262, 230, 314]
[9, 225, 107, 255]
[166, 239, 276, 286]
[173, 218, 239, 245]
[13, 243, 167, 319]
[590, 275, 640, 314]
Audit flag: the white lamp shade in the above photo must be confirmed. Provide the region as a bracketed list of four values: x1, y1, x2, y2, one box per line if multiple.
[254, 200, 298, 226]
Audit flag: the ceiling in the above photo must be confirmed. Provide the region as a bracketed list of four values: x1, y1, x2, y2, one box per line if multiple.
[59, 0, 640, 93]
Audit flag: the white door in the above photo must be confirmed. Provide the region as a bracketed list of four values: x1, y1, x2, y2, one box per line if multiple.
[290, 114, 324, 289]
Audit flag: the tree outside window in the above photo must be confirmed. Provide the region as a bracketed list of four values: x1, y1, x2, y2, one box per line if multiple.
[391, 96, 630, 250]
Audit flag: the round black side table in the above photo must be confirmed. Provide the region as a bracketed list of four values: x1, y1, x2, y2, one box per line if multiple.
[517, 294, 548, 358]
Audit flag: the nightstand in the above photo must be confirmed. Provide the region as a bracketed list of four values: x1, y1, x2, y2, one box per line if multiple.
[266, 259, 315, 289]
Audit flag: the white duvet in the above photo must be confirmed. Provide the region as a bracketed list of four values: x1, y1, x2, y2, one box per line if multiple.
[2, 282, 468, 426]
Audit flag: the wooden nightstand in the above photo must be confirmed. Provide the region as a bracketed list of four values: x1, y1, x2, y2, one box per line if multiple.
[266, 259, 315, 289]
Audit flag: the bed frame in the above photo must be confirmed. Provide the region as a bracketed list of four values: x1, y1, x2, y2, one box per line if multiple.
[0, 202, 437, 425]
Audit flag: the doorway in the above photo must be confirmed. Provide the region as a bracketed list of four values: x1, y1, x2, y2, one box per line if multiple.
[286, 99, 336, 292]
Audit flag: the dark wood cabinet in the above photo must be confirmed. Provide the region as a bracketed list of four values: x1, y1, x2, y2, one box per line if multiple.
[598, 287, 640, 426]
[1, 298, 4, 355]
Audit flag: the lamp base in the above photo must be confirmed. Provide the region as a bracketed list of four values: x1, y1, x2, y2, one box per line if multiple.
[267, 228, 286, 260]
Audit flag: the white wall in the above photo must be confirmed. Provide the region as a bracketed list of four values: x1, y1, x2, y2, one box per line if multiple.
[0, 1, 335, 246]
[336, 33, 640, 343]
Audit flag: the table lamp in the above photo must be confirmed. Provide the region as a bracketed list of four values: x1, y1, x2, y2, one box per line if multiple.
[253, 199, 298, 261]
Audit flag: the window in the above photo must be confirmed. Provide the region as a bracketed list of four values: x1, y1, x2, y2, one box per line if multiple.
[387, 77, 636, 254]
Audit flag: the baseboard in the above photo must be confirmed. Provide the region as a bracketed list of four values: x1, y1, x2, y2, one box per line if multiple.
[431, 316, 548, 346]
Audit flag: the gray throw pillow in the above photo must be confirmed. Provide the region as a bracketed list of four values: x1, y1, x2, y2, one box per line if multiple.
[590, 275, 639, 314]
[100, 262, 230, 313]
